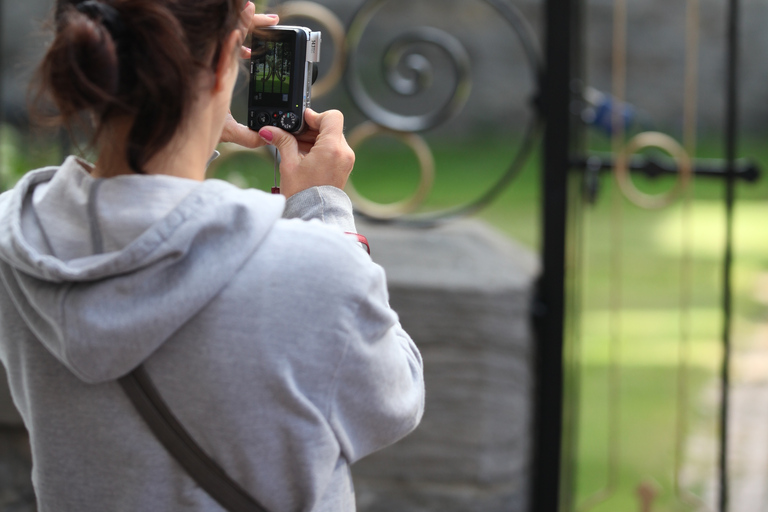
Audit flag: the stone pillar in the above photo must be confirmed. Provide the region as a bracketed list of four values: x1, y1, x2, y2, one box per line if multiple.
[352, 219, 537, 512]
[0, 368, 35, 512]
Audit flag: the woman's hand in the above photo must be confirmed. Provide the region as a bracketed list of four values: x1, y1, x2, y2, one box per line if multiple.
[219, 3, 279, 148]
[258, 109, 356, 198]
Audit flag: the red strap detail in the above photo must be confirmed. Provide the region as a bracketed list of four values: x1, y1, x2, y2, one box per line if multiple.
[345, 232, 371, 255]
[271, 187, 281, 194]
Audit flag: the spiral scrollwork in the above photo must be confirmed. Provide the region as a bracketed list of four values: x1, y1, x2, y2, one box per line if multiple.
[385, 51, 433, 97]
[220, 0, 542, 222]
[346, 17, 472, 132]
[341, 0, 542, 220]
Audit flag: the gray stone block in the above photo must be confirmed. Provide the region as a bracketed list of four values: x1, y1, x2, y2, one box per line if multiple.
[352, 219, 537, 512]
[0, 427, 35, 512]
[0, 366, 23, 426]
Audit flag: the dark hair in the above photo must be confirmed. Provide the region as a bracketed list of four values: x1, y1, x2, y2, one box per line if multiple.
[32, 0, 243, 173]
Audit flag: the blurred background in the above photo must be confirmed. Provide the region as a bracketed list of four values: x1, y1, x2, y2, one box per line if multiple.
[1, 0, 767, 511]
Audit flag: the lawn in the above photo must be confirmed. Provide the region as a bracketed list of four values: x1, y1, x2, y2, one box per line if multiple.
[2, 124, 767, 511]
[252, 74, 290, 94]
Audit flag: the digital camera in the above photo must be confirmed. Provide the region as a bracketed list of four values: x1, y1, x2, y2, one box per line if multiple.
[247, 26, 322, 134]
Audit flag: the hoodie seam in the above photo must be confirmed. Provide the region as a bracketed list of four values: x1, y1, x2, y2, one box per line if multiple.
[56, 282, 95, 382]
[324, 266, 389, 461]
[322, 239, 368, 423]
[317, 188, 327, 224]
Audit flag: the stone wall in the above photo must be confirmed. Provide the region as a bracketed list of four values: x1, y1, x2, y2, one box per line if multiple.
[0, 369, 35, 512]
[352, 220, 537, 511]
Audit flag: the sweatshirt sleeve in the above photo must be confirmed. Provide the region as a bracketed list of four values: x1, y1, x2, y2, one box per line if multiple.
[283, 186, 357, 233]
[326, 261, 425, 464]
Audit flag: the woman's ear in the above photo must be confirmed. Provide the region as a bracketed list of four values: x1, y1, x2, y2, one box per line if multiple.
[213, 30, 243, 93]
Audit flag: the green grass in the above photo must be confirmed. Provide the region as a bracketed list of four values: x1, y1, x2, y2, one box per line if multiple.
[253, 75, 290, 94]
[566, 135, 768, 511]
[3, 124, 767, 511]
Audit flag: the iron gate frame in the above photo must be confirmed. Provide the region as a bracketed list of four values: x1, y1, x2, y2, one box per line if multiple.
[532, 0, 745, 510]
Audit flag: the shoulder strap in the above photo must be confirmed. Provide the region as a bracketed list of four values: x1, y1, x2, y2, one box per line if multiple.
[118, 365, 269, 512]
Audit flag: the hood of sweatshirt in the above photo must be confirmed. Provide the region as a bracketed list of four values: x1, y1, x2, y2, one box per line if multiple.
[0, 156, 285, 384]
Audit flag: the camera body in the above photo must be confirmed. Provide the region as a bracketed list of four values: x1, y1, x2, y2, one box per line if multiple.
[248, 26, 321, 134]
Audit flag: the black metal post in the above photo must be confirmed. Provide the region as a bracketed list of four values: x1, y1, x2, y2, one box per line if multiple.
[718, 0, 739, 509]
[532, 0, 578, 510]
[0, 0, 5, 183]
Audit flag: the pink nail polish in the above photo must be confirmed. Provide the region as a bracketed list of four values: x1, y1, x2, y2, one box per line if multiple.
[266, 14, 279, 19]
[259, 129, 274, 143]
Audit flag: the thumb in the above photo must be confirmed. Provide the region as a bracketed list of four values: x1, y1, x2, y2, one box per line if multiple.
[259, 127, 299, 170]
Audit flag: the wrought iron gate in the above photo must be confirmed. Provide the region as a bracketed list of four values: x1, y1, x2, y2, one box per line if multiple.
[534, 0, 763, 511]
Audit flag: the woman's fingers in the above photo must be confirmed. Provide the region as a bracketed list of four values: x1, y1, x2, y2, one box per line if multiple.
[220, 112, 267, 148]
[294, 129, 320, 144]
[238, 7, 279, 59]
[305, 109, 346, 145]
[251, 13, 280, 28]
[237, 3, 256, 40]
[221, 124, 267, 149]
[259, 127, 300, 169]
[239, 4, 280, 33]
[250, 109, 354, 197]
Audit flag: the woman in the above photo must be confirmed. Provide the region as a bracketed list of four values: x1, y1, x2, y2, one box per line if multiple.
[0, 1, 424, 511]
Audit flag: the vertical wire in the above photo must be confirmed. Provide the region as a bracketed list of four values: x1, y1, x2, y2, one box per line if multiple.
[719, 0, 740, 508]
[674, 0, 702, 507]
[564, 137, 587, 511]
[565, 4, 590, 506]
[607, 0, 626, 498]
[578, 0, 627, 508]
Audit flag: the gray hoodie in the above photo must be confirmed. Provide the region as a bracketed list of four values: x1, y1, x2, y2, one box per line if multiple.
[0, 156, 424, 512]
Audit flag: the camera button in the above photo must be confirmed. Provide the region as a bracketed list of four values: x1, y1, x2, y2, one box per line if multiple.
[257, 112, 271, 127]
[280, 112, 299, 131]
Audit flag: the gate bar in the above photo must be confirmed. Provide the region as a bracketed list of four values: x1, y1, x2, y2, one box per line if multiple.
[718, 0, 740, 508]
[532, 0, 579, 510]
[0, 0, 4, 181]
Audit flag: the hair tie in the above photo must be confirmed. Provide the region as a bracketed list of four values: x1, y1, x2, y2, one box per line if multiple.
[75, 1, 126, 40]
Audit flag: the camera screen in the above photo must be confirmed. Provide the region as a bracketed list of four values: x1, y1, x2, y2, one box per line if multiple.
[251, 40, 294, 107]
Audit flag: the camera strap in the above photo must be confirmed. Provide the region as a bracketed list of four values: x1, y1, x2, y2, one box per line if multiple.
[118, 365, 269, 512]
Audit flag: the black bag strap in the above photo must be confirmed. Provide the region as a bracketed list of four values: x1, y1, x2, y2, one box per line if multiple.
[118, 365, 269, 512]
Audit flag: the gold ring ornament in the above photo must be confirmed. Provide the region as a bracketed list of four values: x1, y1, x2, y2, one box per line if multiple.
[345, 122, 435, 219]
[614, 131, 693, 210]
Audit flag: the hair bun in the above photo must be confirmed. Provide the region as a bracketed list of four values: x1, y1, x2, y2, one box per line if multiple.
[33, 0, 243, 174]
[74, 1, 126, 41]
[48, 7, 120, 112]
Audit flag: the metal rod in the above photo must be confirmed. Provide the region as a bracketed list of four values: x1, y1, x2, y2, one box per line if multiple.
[0, 0, 5, 187]
[532, 0, 578, 509]
[718, 0, 739, 508]
[571, 154, 760, 182]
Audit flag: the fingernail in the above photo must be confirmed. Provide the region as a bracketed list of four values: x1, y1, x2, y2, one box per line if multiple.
[266, 14, 279, 19]
[259, 129, 273, 143]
